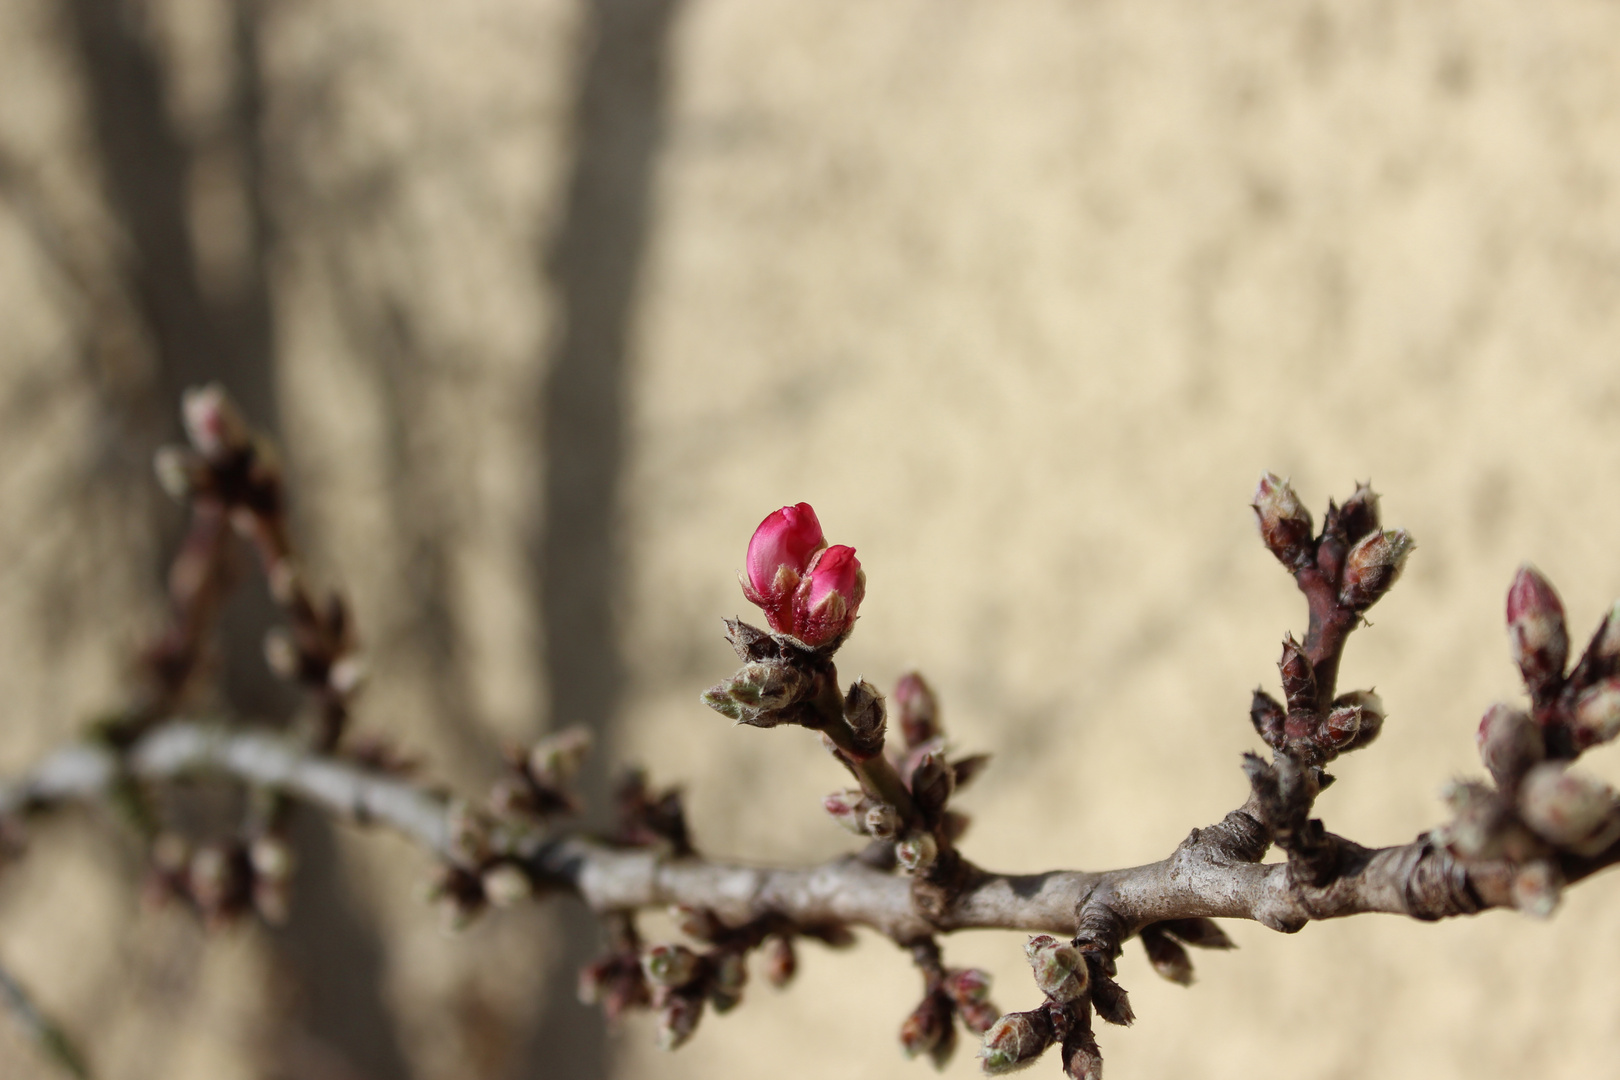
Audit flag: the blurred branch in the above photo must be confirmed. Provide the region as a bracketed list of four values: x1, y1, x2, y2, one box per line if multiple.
[0, 958, 90, 1079]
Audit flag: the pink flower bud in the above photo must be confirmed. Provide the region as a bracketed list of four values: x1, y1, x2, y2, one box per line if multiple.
[1572, 677, 1620, 750]
[1518, 763, 1620, 855]
[978, 1010, 1055, 1075]
[1476, 703, 1543, 787]
[1339, 529, 1415, 611]
[1252, 473, 1315, 570]
[1024, 935, 1088, 1002]
[894, 672, 941, 747]
[792, 545, 865, 647]
[1507, 564, 1568, 694]
[741, 504, 826, 632]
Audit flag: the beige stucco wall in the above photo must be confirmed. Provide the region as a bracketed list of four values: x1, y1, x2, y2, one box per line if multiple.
[6, 2, 1620, 1079]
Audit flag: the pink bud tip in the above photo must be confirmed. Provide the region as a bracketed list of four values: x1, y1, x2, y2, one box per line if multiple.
[1507, 564, 1569, 691]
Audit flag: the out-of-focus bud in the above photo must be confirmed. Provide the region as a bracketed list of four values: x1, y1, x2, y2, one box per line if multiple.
[153, 445, 212, 501]
[1590, 601, 1620, 669]
[1336, 482, 1381, 546]
[824, 789, 871, 834]
[978, 1010, 1055, 1075]
[762, 934, 797, 988]
[844, 680, 888, 757]
[527, 726, 592, 786]
[327, 653, 367, 696]
[1139, 924, 1194, 986]
[445, 801, 494, 868]
[1278, 635, 1316, 713]
[249, 835, 294, 883]
[1511, 859, 1562, 919]
[1507, 564, 1569, 694]
[253, 877, 290, 925]
[1339, 529, 1415, 611]
[1250, 689, 1286, 750]
[1252, 473, 1315, 570]
[263, 628, 301, 681]
[942, 967, 993, 1007]
[481, 863, 534, 908]
[642, 944, 701, 989]
[1518, 763, 1620, 855]
[894, 672, 941, 748]
[895, 832, 939, 874]
[793, 545, 866, 648]
[1024, 935, 1088, 1003]
[709, 951, 747, 1013]
[182, 383, 253, 462]
[189, 844, 242, 917]
[864, 803, 901, 840]
[670, 905, 721, 941]
[909, 752, 955, 817]
[740, 503, 826, 634]
[1572, 677, 1620, 750]
[951, 753, 991, 791]
[898, 992, 953, 1062]
[1438, 780, 1510, 859]
[1476, 703, 1544, 787]
[1158, 918, 1235, 950]
[656, 990, 704, 1050]
[1334, 689, 1386, 752]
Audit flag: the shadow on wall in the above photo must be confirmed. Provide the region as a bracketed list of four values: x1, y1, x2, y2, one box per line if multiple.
[527, 1, 686, 1078]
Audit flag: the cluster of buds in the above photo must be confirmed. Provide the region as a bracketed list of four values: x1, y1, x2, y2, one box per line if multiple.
[1252, 474, 1412, 612]
[898, 961, 1001, 1070]
[738, 503, 865, 650]
[977, 1001, 1101, 1079]
[578, 950, 652, 1021]
[1499, 566, 1620, 753]
[488, 727, 591, 820]
[630, 940, 759, 1049]
[424, 801, 541, 929]
[143, 832, 294, 927]
[613, 769, 692, 854]
[1250, 654, 1387, 767]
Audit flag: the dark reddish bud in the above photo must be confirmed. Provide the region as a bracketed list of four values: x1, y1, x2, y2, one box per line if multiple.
[1158, 918, 1235, 950]
[1571, 677, 1620, 750]
[656, 989, 704, 1050]
[1060, 1024, 1104, 1080]
[978, 1009, 1055, 1074]
[1507, 565, 1569, 694]
[1250, 689, 1286, 750]
[1278, 635, 1316, 713]
[898, 992, 953, 1062]
[1336, 482, 1381, 546]
[894, 672, 942, 747]
[762, 935, 797, 987]
[1339, 529, 1415, 611]
[708, 951, 747, 1013]
[1476, 703, 1544, 788]
[843, 680, 887, 757]
[1139, 924, 1194, 985]
[1518, 763, 1620, 856]
[942, 967, 993, 1007]
[1333, 690, 1385, 752]
[958, 998, 1001, 1036]
[951, 753, 992, 791]
[909, 751, 955, 817]
[1252, 473, 1315, 570]
[1319, 703, 1362, 750]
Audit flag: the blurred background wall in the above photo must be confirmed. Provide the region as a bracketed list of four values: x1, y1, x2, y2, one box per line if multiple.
[3, 1, 1620, 1078]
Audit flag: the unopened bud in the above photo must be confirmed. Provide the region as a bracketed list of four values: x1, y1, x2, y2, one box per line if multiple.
[1252, 473, 1315, 570]
[1333, 689, 1385, 751]
[823, 789, 871, 834]
[895, 832, 939, 874]
[481, 863, 533, 908]
[189, 844, 237, 913]
[762, 934, 797, 987]
[153, 445, 210, 501]
[1250, 689, 1286, 750]
[263, 629, 301, 681]
[951, 753, 991, 791]
[978, 1010, 1055, 1075]
[328, 654, 367, 696]
[959, 998, 1001, 1036]
[794, 545, 866, 649]
[1476, 703, 1544, 787]
[527, 726, 592, 786]
[656, 990, 704, 1050]
[1336, 482, 1381, 545]
[909, 752, 955, 816]
[864, 803, 901, 840]
[1320, 704, 1362, 750]
[742, 503, 826, 635]
[643, 944, 701, 988]
[670, 905, 721, 941]
[1278, 635, 1316, 713]
[445, 801, 494, 868]
[1140, 925, 1194, 985]
[1339, 529, 1415, 611]
[942, 967, 993, 1007]
[894, 672, 941, 747]
[898, 992, 953, 1061]
[1024, 934, 1088, 1002]
[703, 662, 811, 726]
[843, 680, 888, 757]
[1518, 763, 1620, 855]
[1511, 859, 1562, 919]
[248, 836, 294, 883]
[1572, 677, 1620, 750]
[1592, 601, 1620, 667]
[1507, 564, 1569, 693]
[253, 878, 290, 925]
[709, 951, 747, 1013]
[181, 383, 252, 462]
